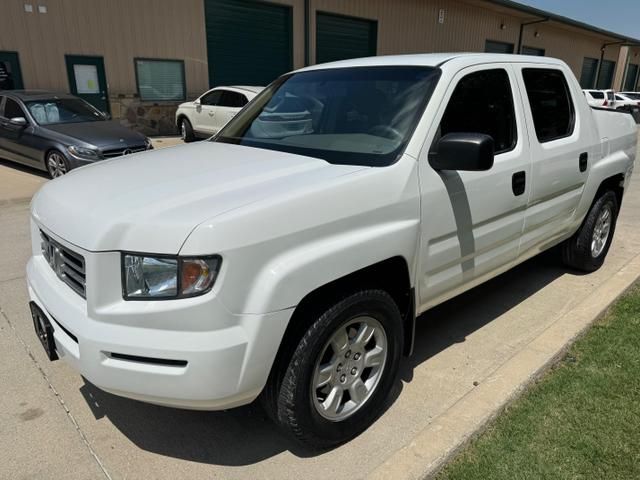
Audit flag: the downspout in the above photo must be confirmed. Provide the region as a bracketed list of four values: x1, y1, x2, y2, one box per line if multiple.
[517, 17, 549, 54]
[595, 41, 626, 89]
[304, 0, 310, 66]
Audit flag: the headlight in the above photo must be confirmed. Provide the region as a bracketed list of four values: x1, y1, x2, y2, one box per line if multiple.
[122, 254, 221, 300]
[145, 138, 154, 150]
[67, 145, 100, 160]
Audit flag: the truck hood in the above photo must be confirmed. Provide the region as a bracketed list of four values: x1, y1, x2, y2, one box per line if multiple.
[31, 142, 365, 252]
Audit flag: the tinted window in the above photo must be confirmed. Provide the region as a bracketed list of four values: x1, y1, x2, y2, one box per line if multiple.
[438, 69, 517, 154]
[3, 98, 25, 119]
[589, 91, 605, 99]
[25, 98, 103, 125]
[485, 40, 514, 54]
[135, 59, 185, 101]
[201, 90, 222, 106]
[215, 66, 441, 166]
[522, 68, 575, 143]
[219, 91, 247, 108]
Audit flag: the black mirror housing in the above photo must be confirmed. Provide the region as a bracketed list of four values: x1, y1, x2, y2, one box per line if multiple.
[429, 133, 495, 171]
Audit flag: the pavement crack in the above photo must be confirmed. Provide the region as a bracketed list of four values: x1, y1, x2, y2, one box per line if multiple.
[0, 307, 112, 480]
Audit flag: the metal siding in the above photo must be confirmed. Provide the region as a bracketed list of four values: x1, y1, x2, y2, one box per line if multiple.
[0, 0, 209, 96]
[316, 12, 377, 64]
[204, 0, 293, 87]
[0, 0, 631, 97]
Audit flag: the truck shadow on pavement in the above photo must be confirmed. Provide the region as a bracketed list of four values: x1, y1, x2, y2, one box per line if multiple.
[78, 248, 572, 466]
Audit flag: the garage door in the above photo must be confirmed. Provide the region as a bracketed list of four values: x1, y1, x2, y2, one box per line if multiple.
[596, 60, 616, 89]
[580, 57, 599, 89]
[204, 0, 292, 87]
[316, 13, 377, 65]
[624, 63, 639, 91]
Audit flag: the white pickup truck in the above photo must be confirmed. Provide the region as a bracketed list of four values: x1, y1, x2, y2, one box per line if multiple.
[27, 53, 636, 448]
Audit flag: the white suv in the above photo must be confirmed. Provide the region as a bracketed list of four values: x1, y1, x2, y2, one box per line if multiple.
[175, 86, 263, 141]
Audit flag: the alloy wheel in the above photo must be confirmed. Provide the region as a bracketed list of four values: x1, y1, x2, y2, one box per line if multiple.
[591, 205, 612, 258]
[47, 152, 67, 178]
[311, 316, 388, 422]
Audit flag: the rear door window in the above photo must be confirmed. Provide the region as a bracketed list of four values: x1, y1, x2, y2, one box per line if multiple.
[219, 91, 246, 108]
[438, 68, 517, 154]
[522, 68, 575, 143]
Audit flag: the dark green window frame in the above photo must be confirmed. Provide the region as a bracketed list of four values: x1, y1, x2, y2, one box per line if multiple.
[134, 58, 186, 102]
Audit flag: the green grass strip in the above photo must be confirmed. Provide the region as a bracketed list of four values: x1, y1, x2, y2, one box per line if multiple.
[437, 284, 640, 480]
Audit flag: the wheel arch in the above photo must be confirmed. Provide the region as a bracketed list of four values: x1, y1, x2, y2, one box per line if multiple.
[260, 256, 415, 412]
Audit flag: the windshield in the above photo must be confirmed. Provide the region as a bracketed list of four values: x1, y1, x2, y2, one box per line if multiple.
[622, 92, 640, 100]
[214, 66, 441, 166]
[25, 98, 104, 125]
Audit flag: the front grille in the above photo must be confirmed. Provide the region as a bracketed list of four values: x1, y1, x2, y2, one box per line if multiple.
[40, 231, 86, 298]
[102, 145, 147, 159]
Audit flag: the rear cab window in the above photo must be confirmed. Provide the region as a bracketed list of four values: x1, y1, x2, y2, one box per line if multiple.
[522, 68, 575, 143]
[436, 68, 517, 154]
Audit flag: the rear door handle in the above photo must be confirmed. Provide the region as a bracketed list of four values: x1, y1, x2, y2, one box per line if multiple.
[512, 171, 526, 196]
[579, 152, 588, 172]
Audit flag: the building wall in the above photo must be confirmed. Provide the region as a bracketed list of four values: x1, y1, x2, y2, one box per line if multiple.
[305, 0, 623, 84]
[0, 0, 210, 134]
[1, 0, 634, 135]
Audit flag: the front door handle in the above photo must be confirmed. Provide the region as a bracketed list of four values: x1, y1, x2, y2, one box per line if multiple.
[579, 152, 588, 172]
[512, 171, 526, 196]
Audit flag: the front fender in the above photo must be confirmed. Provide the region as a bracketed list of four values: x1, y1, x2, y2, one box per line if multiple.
[238, 219, 419, 314]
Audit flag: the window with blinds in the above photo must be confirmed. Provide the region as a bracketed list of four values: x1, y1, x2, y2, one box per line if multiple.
[135, 59, 185, 101]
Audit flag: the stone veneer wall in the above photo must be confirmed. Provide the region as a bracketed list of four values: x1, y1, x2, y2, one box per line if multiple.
[108, 94, 199, 136]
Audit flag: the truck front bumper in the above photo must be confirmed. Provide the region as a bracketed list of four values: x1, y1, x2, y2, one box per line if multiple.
[26, 253, 293, 410]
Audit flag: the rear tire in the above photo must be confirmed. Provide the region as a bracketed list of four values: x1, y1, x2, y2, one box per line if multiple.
[179, 117, 195, 142]
[266, 290, 403, 449]
[562, 190, 619, 272]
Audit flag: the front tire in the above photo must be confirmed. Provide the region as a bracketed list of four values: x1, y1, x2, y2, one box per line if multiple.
[270, 290, 403, 449]
[46, 150, 70, 178]
[562, 190, 619, 272]
[179, 117, 195, 142]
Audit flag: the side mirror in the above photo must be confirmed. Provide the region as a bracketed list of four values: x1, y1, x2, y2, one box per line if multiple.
[429, 133, 494, 171]
[194, 98, 201, 106]
[9, 117, 27, 127]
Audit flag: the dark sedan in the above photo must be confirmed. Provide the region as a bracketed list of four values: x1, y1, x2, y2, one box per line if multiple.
[0, 90, 152, 177]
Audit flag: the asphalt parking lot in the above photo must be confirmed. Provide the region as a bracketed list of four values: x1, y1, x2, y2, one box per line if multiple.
[1, 135, 640, 480]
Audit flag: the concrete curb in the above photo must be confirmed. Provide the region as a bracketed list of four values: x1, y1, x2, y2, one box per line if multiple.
[369, 253, 640, 480]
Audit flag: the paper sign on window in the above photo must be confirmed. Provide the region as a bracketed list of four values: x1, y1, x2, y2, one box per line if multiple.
[74, 64, 100, 94]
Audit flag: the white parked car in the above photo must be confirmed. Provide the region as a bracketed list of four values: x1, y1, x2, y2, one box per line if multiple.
[615, 93, 640, 109]
[175, 86, 263, 141]
[619, 91, 640, 101]
[27, 53, 637, 448]
[583, 89, 608, 108]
